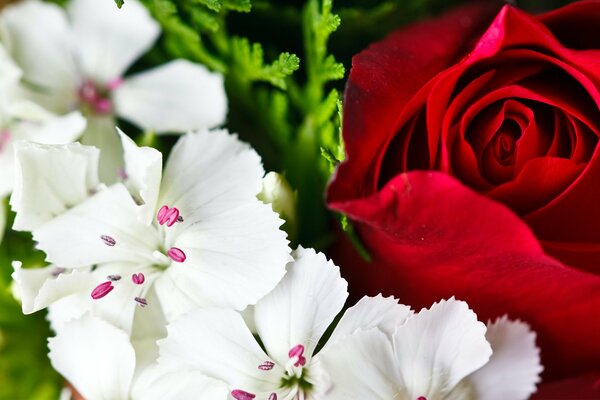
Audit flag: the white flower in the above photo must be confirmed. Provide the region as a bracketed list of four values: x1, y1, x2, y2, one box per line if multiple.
[10, 129, 290, 340]
[258, 171, 296, 228]
[157, 246, 412, 400]
[0, 42, 86, 200]
[0, 0, 227, 180]
[48, 314, 229, 400]
[317, 299, 543, 400]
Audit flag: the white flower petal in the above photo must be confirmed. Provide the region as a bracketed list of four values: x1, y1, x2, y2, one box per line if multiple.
[314, 329, 397, 400]
[114, 60, 227, 133]
[159, 308, 283, 395]
[80, 116, 124, 184]
[117, 128, 162, 224]
[160, 129, 263, 217]
[0, 0, 78, 112]
[254, 247, 348, 366]
[67, 0, 159, 83]
[48, 315, 136, 400]
[392, 298, 492, 399]
[156, 201, 289, 319]
[0, 109, 86, 198]
[33, 184, 159, 268]
[10, 141, 99, 231]
[132, 365, 228, 400]
[0, 41, 22, 92]
[326, 295, 413, 346]
[12, 264, 92, 315]
[34, 263, 156, 335]
[467, 316, 543, 400]
[14, 109, 86, 144]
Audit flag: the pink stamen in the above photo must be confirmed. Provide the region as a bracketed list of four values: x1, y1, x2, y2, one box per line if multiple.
[100, 235, 116, 247]
[231, 390, 255, 400]
[134, 297, 148, 307]
[157, 205, 180, 227]
[107, 274, 121, 281]
[78, 80, 98, 103]
[288, 344, 306, 367]
[258, 361, 275, 371]
[94, 98, 113, 114]
[91, 281, 114, 299]
[167, 247, 186, 263]
[269, 394, 277, 400]
[132, 273, 145, 285]
[117, 168, 128, 181]
[106, 77, 124, 90]
[77, 79, 114, 115]
[0, 130, 11, 153]
[417, 397, 427, 400]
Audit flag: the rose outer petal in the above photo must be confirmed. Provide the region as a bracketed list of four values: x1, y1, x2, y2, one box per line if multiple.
[330, 171, 600, 380]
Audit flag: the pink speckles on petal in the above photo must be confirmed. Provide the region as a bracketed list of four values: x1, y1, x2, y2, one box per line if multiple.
[168, 247, 186, 263]
[288, 344, 306, 367]
[106, 77, 124, 90]
[258, 361, 275, 371]
[100, 235, 116, 247]
[157, 205, 180, 227]
[132, 273, 145, 285]
[0, 129, 11, 153]
[91, 281, 114, 299]
[231, 390, 255, 400]
[268, 393, 277, 400]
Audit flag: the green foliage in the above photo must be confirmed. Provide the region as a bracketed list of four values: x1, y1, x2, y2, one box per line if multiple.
[230, 38, 300, 89]
[114, 0, 124, 8]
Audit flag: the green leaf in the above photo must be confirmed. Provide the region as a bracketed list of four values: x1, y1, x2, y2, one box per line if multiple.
[195, 0, 221, 12]
[231, 38, 300, 89]
[115, 0, 124, 8]
[223, 0, 251, 12]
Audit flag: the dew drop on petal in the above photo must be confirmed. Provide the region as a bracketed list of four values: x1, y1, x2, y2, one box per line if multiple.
[231, 390, 256, 400]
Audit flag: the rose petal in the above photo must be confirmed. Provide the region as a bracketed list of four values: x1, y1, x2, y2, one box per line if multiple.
[331, 2, 501, 201]
[329, 171, 600, 379]
[532, 372, 600, 399]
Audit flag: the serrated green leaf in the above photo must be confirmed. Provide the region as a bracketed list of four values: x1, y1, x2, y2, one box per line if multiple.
[223, 0, 251, 12]
[195, 0, 221, 12]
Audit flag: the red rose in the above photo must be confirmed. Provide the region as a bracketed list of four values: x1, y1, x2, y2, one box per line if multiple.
[327, 1, 600, 381]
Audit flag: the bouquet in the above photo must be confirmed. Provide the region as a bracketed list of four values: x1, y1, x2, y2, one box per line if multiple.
[0, 0, 598, 398]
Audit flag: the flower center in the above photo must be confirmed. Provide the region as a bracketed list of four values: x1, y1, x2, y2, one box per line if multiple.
[492, 120, 520, 165]
[77, 78, 122, 115]
[90, 205, 187, 306]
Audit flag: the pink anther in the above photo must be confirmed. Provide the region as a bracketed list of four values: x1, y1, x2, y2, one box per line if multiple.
[167, 247, 186, 263]
[91, 281, 114, 299]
